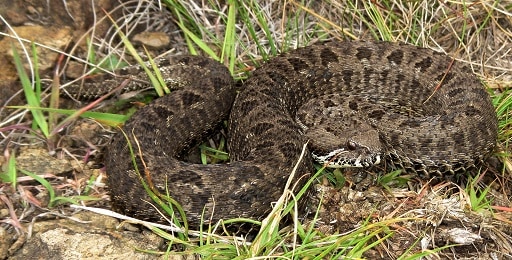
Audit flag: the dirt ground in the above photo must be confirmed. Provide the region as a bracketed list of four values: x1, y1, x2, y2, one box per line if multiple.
[1, 1, 511, 259]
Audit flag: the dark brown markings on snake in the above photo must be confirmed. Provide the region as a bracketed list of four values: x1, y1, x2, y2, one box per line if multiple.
[363, 68, 376, 82]
[197, 58, 214, 68]
[177, 170, 206, 189]
[460, 64, 474, 75]
[399, 119, 422, 128]
[282, 119, 303, 132]
[435, 71, 455, 84]
[452, 131, 465, 145]
[253, 141, 275, 151]
[348, 100, 359, 111]
[151, 106, 174, 119]
[235, 189, 260, 204]
[471, 88, 488, 97]
[410, 79, 421, 89]
[239, 98, 259, 112]
[267, 71, 288, 86]
[321, 70, 335, 83]
[259, 86, 278, 99]
[323, 99, 336, 108]
[446, 88, 461, 98]
[386, 49, 404, 65]
[210, 79, 226, 92]
[341, 69, 354, 83]
[318, 117, 329, 125]
[450, 99, 464, 107]
[288, 57, 310, 72]
[320, 47, 340, 67]
[386, 132, 402, 146]
[414, 56, 433, 72]
[355, 46, 373, 60]
[392, 81, 402, 94]
[396, 99, 407, 107]
[278, 141, 302, 157]
[380, 69, 389, 79]
[368, 109, 385, 120]
[324, 126, 337, 133]
[442, 113, 457, 124]
[464, 106, 480, 117]
[422, 137, 433, 144]
[139, 121, 156, 135]
[176, 56, 194, 65]
[250, 122, 274, 136]
[181, 91, 203, 106]
[155, 58, 173, 68]
[394, 74, 406, 87]
[408, 79, 423, 100]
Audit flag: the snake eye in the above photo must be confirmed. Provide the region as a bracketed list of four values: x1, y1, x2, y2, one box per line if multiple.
[346, 140, 357, 150]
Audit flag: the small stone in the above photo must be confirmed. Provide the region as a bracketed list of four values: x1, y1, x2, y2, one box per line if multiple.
[16, 148, 73, 176]
[132, 31, 170, 49]
[445, 228, 482, 245]
[65, 61, 86, 79]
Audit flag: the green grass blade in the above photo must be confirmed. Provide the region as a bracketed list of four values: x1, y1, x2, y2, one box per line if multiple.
[0, 152, 17, 189]
[11, 45, 49, 138]
[18, 169, 56, 207]
[6, 106, 129, 126]
[221, 1, 237, 72]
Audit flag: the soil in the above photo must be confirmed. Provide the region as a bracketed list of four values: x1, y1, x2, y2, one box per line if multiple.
[0, 1, 511, 259]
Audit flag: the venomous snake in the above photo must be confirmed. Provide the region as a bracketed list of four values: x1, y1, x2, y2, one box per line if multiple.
[74, 41, 497, 227]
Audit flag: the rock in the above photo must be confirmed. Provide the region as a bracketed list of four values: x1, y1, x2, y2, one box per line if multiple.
[132, 31, 170, 49]
[15, 147, 73, 176]
[0, 25, 72, 82]
[9, 212, 166, 260]
[0, 226, 10, 260]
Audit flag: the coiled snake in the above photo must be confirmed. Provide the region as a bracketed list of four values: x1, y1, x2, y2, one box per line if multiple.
[87, 41, 497, 226]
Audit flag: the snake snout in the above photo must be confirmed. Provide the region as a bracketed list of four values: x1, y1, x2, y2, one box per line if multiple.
[311, 140, 382, 168]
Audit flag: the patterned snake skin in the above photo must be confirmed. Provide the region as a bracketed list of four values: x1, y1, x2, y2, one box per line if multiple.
[70, 41, 497, 226]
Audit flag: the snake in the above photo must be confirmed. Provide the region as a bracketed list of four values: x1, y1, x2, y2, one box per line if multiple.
[73, 41, 497, 227]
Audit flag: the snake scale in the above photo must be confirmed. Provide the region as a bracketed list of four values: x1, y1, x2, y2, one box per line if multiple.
[74, 41, 497, 227]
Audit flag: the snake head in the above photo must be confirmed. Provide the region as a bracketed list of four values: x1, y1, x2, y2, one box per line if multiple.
[305, 121, 383, 168]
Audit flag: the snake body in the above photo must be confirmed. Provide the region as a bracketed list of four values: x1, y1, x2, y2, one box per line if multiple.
[97, 41, 497, 226]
